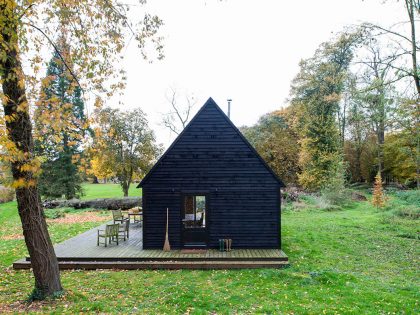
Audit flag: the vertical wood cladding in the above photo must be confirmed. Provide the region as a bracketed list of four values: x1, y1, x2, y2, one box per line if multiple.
[140, 98, 284, 249]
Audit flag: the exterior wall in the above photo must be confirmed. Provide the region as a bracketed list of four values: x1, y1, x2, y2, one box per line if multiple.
[142, 188, 182, 249]
[141, 101, 282, 249]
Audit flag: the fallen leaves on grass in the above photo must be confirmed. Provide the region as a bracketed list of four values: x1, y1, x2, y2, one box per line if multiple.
[0, 299, 58, 314]
[0, 234, 24, 241]
[47, 212, 111, 224]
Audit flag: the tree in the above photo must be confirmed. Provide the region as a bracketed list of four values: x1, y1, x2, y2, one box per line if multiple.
[397, 98, 419, 188]
[241, 108, 301, 185]
[384, 132, 417, 185]
[34, 35, 87, 199]
[365, 0, 419, 97]
[354, 41, 399, 178]
[343, 77, 373, 182]
[0, 1, 162, 299]
[362, 0, 419, 186]
[289, 31, 362, 190]
[92, 106, 161, 197]
[372, 172, 386, 208]
[161, 87, 196, 135]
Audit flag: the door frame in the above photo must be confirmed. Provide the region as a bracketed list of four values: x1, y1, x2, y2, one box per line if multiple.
[180, 192, 209, 248]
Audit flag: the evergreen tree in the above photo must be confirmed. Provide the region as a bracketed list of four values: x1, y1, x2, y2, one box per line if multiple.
[34, 36, 87, 199]
[289, 31, 362, 191]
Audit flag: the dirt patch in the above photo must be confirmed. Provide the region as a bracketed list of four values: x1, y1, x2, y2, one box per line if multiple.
[47, 212, 111, 224]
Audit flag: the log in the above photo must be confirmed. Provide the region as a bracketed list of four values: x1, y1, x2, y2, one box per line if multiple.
[43, 197, 142, 210]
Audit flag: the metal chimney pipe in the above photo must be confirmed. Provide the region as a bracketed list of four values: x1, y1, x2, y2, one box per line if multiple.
[227, 99, 232, 118]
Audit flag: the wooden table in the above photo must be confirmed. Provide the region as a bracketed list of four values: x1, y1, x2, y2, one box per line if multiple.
[128, 212, 142, 224]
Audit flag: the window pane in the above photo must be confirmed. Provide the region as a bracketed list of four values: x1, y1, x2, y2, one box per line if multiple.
[195, 196, 205, 228]
[183, 195, 206, 228]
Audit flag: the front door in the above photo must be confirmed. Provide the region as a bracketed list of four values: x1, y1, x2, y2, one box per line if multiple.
[182, 195, 208, 248]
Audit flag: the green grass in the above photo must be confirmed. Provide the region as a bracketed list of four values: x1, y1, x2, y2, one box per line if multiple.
[81, 183, 141, 199]
[0, 185, 418, 314]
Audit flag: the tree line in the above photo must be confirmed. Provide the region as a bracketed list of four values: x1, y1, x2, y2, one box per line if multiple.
[243, 2, 419, 191]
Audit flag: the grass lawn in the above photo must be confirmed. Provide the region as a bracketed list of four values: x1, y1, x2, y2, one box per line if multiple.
[81, 183, 141, 199]
[0, 185, 418, 314]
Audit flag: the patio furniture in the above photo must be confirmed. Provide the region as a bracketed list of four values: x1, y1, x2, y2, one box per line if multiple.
[128, 210, 143, 224]
[112, 209, 129, 225]
[97, 223, 120, 247]
[118, 219, 130, 241]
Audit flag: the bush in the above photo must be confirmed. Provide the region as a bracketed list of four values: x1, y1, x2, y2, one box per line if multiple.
[44, 209, 65, 219]
[312, 195, 342, 211]
[394, 190, 420, 206]
[282, 186, 304, 203]
[0, 186, 14, 203]
[393, 205, 420, 220]
[296, 194, 342, 211]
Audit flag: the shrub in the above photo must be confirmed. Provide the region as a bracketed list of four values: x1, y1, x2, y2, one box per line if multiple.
[282, 187, 302, 203]
[320, 188, 352, 206]
[313, 195, 342, 211]
[0, 186, 14, 203]
[44, 209, 65, 219]
[395, 190, 420, 206]
[393, 205, 420, 220]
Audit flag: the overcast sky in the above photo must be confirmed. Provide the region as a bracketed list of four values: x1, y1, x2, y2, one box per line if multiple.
[114, 0, 405, 148]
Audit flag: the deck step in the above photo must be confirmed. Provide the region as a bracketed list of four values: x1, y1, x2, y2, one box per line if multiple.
[30, 255, 288, 262]
[13, 259, 289, 270]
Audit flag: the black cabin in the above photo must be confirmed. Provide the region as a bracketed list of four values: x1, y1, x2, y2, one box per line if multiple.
[138, 98, 284, 249]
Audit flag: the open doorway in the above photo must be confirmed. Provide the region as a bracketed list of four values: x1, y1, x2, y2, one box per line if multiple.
[182, 195, 208, 248]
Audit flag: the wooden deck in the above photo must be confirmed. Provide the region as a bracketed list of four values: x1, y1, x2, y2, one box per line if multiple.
[13, 222, 288, 270]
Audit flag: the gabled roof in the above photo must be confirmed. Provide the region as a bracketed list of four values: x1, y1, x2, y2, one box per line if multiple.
[138, 97, 285, 187]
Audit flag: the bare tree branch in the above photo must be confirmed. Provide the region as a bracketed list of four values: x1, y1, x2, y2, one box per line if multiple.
[364, 23, 420, 50]
[161, 88, 196, 135]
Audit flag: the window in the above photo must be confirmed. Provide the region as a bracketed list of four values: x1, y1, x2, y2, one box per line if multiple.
[183, 195, 206, 228]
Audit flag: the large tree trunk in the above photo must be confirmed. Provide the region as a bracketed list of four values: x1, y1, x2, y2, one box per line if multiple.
[405, 0, 420, 188]
[0, 3, 62, 299]
[406, 0, 420, 97]
[122, 183, 129, 197]
[355, 145, 363, 182]
[377, 118, 385, 178]
[121, 177, 130, 197]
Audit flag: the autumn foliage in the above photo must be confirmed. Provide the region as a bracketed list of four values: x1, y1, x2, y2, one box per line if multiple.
[372, 172, 386, 208]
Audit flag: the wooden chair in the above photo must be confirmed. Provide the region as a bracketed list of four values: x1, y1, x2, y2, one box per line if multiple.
[118, 219, 129, 241]
[112, 209, 128, 225]
[97, 223, 119, 247]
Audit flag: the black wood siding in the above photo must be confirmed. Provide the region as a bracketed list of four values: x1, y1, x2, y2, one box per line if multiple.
[141, 98, 282, 249]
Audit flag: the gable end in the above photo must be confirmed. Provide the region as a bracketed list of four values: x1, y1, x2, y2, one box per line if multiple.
[138, 97, 285, 188]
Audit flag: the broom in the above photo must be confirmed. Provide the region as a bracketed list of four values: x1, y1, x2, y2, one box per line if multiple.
[163, 207, 171, 251]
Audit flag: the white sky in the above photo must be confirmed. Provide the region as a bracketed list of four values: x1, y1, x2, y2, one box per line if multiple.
[114, 0, 405, 148]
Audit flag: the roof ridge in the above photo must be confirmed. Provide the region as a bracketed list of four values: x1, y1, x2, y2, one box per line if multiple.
[138, 97, 284, 187]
